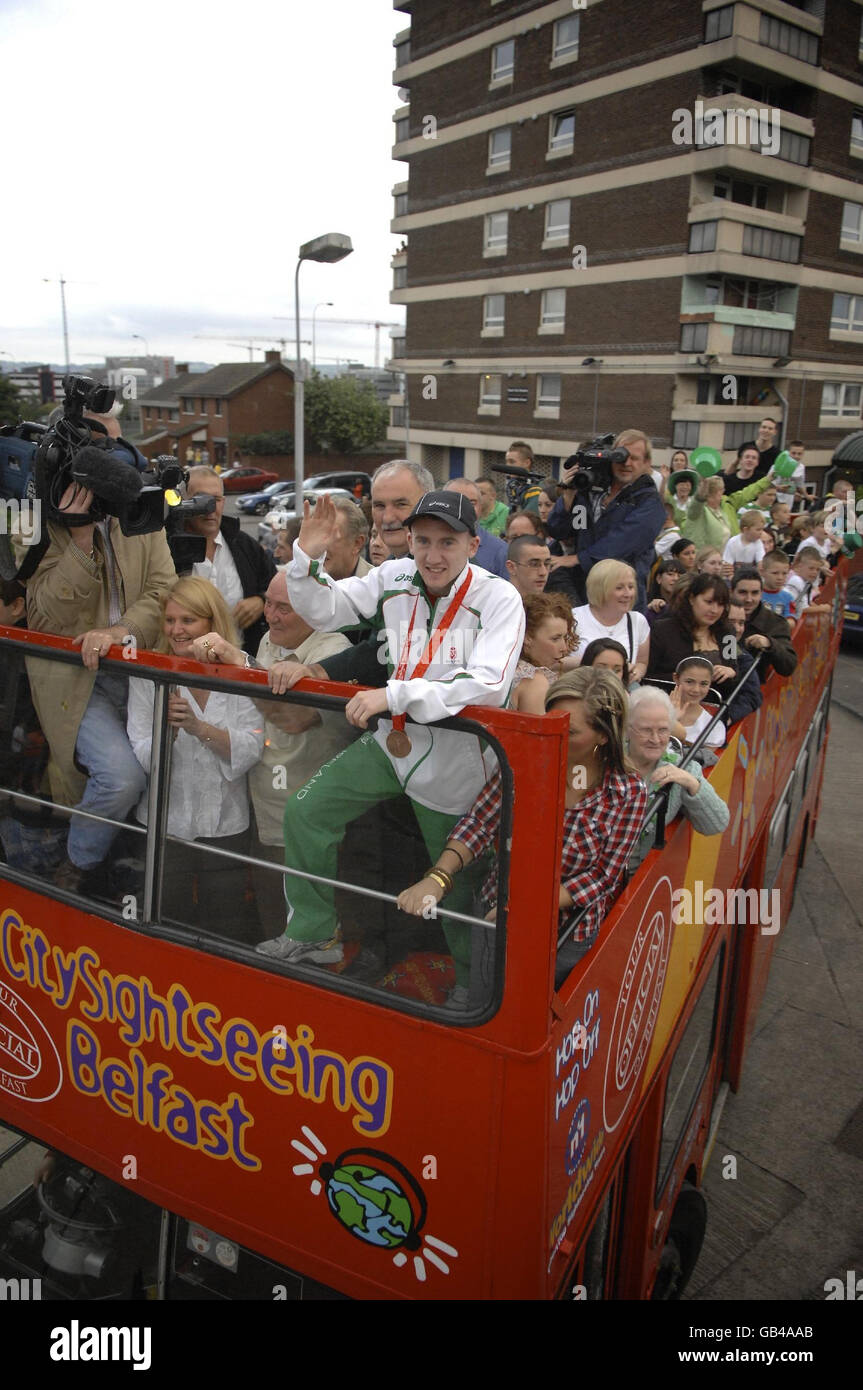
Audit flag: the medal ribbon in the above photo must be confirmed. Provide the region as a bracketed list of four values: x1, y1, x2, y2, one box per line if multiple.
[389, 570, 473, 735]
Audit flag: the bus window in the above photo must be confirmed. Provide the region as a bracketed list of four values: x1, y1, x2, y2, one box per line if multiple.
[763, 768, 795, 892]
[655, 949, 724, 1204]
[579, 1184, 615, 1301]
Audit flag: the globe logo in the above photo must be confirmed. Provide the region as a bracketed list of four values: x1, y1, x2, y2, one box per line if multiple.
[322, 1162, 418, 1250]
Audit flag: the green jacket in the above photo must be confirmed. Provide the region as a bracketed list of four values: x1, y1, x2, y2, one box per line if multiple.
[479, 500, 509, 537]
[682, 474, 774, 551]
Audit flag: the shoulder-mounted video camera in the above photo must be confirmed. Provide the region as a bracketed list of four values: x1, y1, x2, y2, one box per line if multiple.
[488, 460, 545, 511]
[561, 434, 629, 494]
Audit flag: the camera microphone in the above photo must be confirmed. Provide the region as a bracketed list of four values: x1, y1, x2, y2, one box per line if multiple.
[70, 446, 144, 510]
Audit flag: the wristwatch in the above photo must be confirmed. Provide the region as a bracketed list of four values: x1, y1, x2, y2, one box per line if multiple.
[243, 652, 263, 670]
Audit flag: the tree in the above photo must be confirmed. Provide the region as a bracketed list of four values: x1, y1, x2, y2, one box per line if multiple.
[234, 430, 294, 456]
[304, 373, 388, 454]
[0, 376, 24, 428]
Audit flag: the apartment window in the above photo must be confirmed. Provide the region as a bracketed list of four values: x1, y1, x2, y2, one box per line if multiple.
[545, 199, 570, 241]
[860, 13, 863, 61]
[491, 39, 515, 83]
[394, 192, 408, 217]
[673, 421, 700, 449]
[395, 40, 410, 67]
[553, 15, 580, 61]
[484, 211, 509, 253]
[391, 337, 406, 358]
[742, 226, 801, 263]
[724, 278, 780, 311]
[713, 174, 768, 209]
[214, 398, 223, 417]
[182, 397, 193, 414]
[488, 128, 512, 170]
[759, 14, 818, 65]
[689, 222, 717, 253]
[852, 115, 863, 156]
[395, 117, 410, 143]
[537, 373, 562, 409]
[820, 382, 862, 419]
[680, 323, 708, 352]
[170, 409, 178, 422]
[723, 420, 754, 450]
[540, 288, 566, 329]
[391, 406, 406, 428]
[705, 6, 733, 42]
[732, 326, 791, 355]
[842, 202, 863, 245]
[393, 265, 407, 289]
[483, 294, 505, 333]
[776, 128, 810, 165]
[549, 110, 575, 154]
[479, 373, 502, 410]
[831, 293, 863, 335]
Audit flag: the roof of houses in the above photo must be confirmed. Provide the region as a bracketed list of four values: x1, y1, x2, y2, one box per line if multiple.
[139, 360, 293, 408]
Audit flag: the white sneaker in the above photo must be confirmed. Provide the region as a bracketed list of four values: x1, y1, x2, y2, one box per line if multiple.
[444, 985, 470, 1012]
[255, 931, 343, 964]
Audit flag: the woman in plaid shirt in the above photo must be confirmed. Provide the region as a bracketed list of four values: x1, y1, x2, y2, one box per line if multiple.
[398, 667, 649, 966]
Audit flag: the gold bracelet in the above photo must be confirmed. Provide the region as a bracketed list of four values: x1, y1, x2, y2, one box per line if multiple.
[427, 869, 452, 895]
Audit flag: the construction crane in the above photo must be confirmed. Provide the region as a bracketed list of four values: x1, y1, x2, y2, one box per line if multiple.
[193, 334, 310, 363]
[273, 316, 403, 369]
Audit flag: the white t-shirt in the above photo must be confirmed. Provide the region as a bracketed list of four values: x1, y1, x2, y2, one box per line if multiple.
[775, 463, 805, 506]
[723, 534, 765, 566]
[572, 604, 649, 663]
[795, 534, 832, 561]
[682, 706, 727, 750]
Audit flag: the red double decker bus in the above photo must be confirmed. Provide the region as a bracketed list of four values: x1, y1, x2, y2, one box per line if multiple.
[0, 558, 851, 1301]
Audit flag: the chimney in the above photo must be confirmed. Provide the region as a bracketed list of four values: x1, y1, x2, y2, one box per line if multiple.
[175, 363, 189, 375]
[264, 350, 281, 364]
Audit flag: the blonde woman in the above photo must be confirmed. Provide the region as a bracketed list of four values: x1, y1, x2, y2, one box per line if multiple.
[570, 559, 650, 684]
[126, 577, 264, 941]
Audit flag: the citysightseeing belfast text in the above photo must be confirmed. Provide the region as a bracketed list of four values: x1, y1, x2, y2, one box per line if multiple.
[0, 908, 394, 1171]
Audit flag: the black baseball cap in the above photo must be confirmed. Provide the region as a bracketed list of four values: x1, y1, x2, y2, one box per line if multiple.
[406, 490, 477, 535]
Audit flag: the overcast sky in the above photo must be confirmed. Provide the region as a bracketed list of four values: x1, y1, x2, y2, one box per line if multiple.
[1, 0, 406, 370]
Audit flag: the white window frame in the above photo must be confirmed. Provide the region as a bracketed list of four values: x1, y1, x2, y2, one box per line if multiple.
[479, 373, 503, 414]
[544, 199, 570, 245]
[482, 294, 506, 337]
[548, 110, 575, 158]
[491, 39, 515, 85]
[830, 292, 863, 339]
[536, 373, 562, 417]
[487, 128, 512, 172]
[539, 288, 566, 333]
[820, 381, 863, 424]
[484, 211, 509, 256]
[841, 201, 863, 252]
[851, 114, 863, 158]
[552, 15, 580, 65]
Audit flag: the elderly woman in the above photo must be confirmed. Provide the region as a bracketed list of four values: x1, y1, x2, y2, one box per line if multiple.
[626, 685, 729, 871]
[126, 577, 265, 941]
[397, 667, 649, 1004]
[570, 558, 650, 683]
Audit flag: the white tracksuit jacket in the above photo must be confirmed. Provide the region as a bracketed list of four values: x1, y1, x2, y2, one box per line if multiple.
[286, 545, 526, 814]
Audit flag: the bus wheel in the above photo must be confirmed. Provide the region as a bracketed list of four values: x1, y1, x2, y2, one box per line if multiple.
[650, 1182, 707, 1300]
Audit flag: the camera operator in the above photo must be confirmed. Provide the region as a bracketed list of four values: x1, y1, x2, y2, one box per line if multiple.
[545, 429, 665, 614]
[182, 465, 276, 656]
[26, 478, 177, 895]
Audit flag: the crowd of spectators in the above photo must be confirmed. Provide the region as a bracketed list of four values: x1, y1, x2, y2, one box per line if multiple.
[0, 420, 850, 1010]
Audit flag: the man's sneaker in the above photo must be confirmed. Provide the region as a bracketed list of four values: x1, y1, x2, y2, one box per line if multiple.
[443, 985, 470, 1012]
[255, 931, 343, 964]
[52, 858, 87, 895]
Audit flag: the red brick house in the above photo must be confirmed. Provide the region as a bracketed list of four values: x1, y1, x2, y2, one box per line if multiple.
[137, 351, 294, 469]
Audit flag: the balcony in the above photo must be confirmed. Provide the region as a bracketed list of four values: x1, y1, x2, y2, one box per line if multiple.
[393, 26, 411, 76]
[700, 2, 823, 83]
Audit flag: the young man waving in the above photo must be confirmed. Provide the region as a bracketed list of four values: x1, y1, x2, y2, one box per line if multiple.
[257, 490, 525, 999]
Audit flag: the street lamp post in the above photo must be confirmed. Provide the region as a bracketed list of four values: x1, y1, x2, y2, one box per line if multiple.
[43, 276, 70, 371]
[293, 234, 353, 499]
[131, 333, 150, 357]
[311, 301, 333, 369]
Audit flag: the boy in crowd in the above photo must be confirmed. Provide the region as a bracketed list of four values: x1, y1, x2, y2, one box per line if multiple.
[723, 510, 766, 568]
[769, 499, 793, 546]
[775, 440, 807, 510]
[759, 550, 795, 621]
[781, 545, 827, 618]
[795, 510, 841, 566]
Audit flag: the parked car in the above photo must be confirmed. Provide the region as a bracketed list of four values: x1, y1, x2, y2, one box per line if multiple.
[236, 479, 297, 515]
[303, 471, 372, 499]
[218, 465, 279, 493]
[257, 488, 355, 546]
[841, 572, 863, 645]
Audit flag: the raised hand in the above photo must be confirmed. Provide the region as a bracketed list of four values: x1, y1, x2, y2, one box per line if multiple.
[298, 494, 340, 559]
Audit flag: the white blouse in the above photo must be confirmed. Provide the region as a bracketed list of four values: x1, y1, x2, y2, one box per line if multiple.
[572, 604, 650, 663]
[127, 681, 265, 841]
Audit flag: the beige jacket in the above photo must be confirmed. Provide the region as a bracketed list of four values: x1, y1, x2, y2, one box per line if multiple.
[26, 521, 176, 805]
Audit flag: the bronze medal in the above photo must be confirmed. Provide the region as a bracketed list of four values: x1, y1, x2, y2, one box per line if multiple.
[386, 729, 413, 758]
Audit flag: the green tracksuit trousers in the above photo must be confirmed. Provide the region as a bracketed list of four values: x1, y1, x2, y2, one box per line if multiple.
[281, 732, 480, 987]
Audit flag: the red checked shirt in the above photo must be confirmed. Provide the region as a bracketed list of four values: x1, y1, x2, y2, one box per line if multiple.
[453, 767, 649, 941]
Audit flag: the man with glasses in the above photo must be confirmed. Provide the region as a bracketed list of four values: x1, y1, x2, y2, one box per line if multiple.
[189, 572, 353, 928]
[506, 535, 553, 598]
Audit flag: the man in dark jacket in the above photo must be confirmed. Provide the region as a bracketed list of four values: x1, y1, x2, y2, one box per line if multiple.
[723, 600, 764, 726]
[546, 429, 665, 612]
[185, 466, 276, 655]
[730, 568, 798, 682]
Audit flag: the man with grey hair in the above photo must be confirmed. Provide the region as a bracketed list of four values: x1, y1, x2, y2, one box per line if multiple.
[326, 495, 372, 580]
[370, 458, 434, 560]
